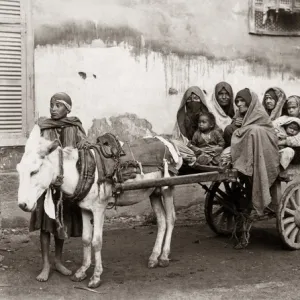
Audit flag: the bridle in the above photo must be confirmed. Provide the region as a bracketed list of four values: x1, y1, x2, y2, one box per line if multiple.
[51, 147, 64, 189]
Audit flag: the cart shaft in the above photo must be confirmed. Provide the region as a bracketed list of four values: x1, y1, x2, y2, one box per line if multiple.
[114, 169, 238, 192]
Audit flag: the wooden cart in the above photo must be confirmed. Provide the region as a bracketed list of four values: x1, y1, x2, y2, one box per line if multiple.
[114, 164, 300, 250]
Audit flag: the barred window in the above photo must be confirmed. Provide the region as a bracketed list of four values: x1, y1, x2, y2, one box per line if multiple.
[249, 0, 300, 36]
[0, 0, 34, 146]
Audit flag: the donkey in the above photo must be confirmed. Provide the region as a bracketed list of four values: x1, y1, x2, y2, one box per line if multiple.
[17, 125, 180, 288]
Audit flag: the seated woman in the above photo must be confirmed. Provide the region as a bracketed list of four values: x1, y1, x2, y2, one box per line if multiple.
[188, 112, 225, 166]
[208, 81, 235, 131]
[262, 87, 287, 120]
[172, 86, 209, 167]
[229, 88, 280, 217]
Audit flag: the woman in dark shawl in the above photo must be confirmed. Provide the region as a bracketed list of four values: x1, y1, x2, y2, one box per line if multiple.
[30, 92, 89, 282]
[172, 86, 209, 166]
[173, 86, 209, 141]
[262, 87, 287, 120]
[208, 81, 235, 131]
[230, 88, 280, 216]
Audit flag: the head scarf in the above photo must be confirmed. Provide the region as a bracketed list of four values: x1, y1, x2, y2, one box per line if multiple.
[51, 92, 72, 112]
[287, 95, 300, 107]
[215, 82, 235, 117]
[233, 89, 272, 128]
[208, 82, 234, 130]
[172, 86, 209, 142]
[235, 88, 252, 108]
[262, 87, 287, 120]
[284, 95, 300, 118]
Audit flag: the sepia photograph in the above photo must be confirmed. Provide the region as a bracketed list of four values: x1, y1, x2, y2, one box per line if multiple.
[1, 0, 300, 299]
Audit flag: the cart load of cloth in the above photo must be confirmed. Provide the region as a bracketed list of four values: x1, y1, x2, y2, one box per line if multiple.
[96, 135, 180, 183]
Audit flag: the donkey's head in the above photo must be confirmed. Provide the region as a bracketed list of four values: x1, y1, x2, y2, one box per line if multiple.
[17, 125, 60, 212]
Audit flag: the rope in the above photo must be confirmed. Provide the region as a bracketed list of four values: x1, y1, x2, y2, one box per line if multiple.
[55, 190, 66, 238]
[127, 142, 136, 161]
[126, 141, 144, 177]
[51, 148, 66, 237]
[51, 148, 64, 188]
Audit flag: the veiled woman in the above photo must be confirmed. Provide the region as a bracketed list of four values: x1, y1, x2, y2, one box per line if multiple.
[172, 86, 210, 167]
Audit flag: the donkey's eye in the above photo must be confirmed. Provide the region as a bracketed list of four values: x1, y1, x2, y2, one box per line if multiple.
[30, 170, 38, 177]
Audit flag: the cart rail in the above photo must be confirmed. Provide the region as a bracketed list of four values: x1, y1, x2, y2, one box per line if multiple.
[114, 169, 238, 192]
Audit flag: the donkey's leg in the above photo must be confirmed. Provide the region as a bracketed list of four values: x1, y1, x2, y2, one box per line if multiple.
[88, 203, 106, 289]
[71, 210, 93, 282]
[148, 189, 167, 268]
[159, 187, 175, 267]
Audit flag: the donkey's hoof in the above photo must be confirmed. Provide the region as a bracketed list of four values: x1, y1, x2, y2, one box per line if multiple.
[234, 242, 247, 250]
[158, 259, 170, 268]
[88, 276, 101, 289]
[148, 259, 158, 268]
[71, 272, 87, 282]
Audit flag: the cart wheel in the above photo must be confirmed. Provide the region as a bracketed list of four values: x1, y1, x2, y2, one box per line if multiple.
[277, 181, 300, 250]
[204, 178, 252, 236]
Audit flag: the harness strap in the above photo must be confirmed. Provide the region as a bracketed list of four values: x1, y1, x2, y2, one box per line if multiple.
[50, 148, 65, 235]
[51, 148, 64, 188]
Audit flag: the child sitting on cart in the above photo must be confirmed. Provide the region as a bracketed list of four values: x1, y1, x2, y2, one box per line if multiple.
[188, 112, 225, 166]
[273, 116, 300, 169]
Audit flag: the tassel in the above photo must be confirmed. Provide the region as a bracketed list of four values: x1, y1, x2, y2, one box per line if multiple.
[162, 158, 170, 190]
[137, 161, 144, 177]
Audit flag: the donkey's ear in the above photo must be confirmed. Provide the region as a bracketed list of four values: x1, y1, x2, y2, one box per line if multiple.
[46, 139, 60, 155]
[25, 125, 41, 152]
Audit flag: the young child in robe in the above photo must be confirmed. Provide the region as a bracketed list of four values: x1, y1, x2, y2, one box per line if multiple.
[273, 117, 300, 169]
[29, 92, 89, 282]
[277, 121, 300, 142]
[188, 112, 225, 166]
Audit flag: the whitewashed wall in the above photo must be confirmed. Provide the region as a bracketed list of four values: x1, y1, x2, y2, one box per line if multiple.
[35, 45, 300, 134]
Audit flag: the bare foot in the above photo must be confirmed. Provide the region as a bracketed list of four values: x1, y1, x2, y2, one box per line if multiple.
[55, 261, 72, 276]
[36, 264, 51, 282]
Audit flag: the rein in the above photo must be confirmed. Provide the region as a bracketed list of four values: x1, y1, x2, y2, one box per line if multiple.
[52, 148, 64, 188]
[50, 148, 65, 237]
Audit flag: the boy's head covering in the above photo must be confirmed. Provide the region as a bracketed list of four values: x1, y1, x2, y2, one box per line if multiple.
[51, 92, 72, 112]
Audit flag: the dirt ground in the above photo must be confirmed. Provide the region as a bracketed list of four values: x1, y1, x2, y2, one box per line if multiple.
[1, 202, 300, 300]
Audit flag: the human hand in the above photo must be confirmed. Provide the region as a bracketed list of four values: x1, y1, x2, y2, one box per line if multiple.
[77, 139, 90, 150]
[235, 117, 243, 127]
[202, 147, 215, 154]
[278, 139, 287, 146]
[195, 149, 202, 156]
[277, 132, 287, 140]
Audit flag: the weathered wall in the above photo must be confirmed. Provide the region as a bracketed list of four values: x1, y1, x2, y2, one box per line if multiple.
[3, 0, 300, 227]
[33, 0, 300, 134]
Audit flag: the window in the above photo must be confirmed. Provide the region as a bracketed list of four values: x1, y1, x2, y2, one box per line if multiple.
[249, 0, 300, 36]
[0, 0, 34, 146]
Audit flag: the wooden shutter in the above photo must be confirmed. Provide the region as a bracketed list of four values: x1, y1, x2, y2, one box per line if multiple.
[0, 0, 34, 146]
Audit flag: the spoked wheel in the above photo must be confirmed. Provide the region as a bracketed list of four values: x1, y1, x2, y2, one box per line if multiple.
[204, 177, 252, 236]
[277, 181, 300, 250]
